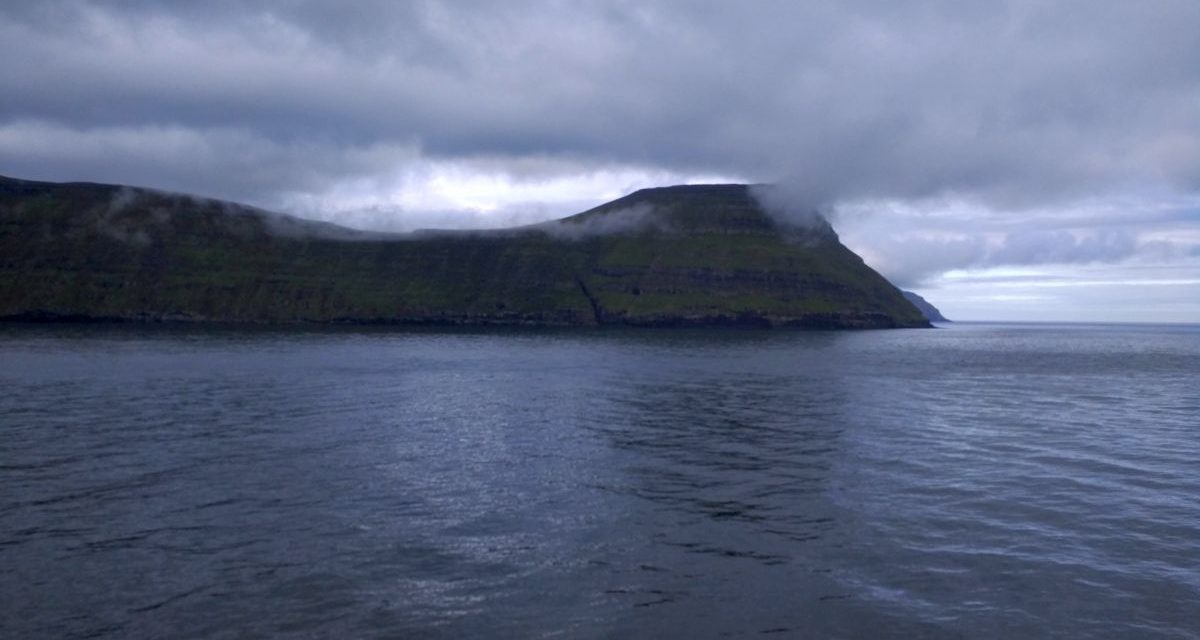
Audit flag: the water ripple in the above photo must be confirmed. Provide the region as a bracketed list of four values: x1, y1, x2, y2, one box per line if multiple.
[1, 323, 1197, 638]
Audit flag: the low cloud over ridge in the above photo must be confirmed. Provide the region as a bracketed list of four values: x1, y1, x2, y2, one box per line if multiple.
[2, 1, 1195, 207]
[0, 1, 1197, 319]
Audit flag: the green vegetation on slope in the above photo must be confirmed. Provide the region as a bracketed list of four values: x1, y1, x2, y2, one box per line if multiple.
[0, 176, 929, 328]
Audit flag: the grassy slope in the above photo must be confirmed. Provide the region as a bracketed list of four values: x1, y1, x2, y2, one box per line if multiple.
[0, 176, 928, 328]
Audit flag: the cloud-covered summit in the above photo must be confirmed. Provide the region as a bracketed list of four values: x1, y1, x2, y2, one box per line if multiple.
[1, 1, 1197, 320]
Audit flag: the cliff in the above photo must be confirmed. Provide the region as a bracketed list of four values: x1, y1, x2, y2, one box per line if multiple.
[0, 175, 929, 328]
[901, 290, 950, 323]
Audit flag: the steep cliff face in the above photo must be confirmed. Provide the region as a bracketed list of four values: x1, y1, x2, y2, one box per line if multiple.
[902, 290, 950, 323]
[0, 176, 929, 328]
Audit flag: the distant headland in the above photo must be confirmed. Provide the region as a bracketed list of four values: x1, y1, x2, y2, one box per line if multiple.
[902, 290, 949, 323]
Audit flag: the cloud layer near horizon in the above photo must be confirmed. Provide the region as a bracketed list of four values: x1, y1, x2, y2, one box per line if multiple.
[1, 1, 1198, 319]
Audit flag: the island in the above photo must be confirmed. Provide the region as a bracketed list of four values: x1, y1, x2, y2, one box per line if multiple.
[0, 175, 929, 329]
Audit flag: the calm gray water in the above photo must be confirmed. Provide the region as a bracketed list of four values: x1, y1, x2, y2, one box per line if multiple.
[1, 322, 1198, 639]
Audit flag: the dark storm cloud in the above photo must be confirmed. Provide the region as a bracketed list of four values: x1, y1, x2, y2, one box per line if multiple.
[2, 0, 1197, 210]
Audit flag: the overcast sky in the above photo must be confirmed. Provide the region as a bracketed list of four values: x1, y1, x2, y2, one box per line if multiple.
[2, 1, 1197, 321]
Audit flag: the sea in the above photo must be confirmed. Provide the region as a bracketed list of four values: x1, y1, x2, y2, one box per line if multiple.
[1, 322, 1197, 639]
